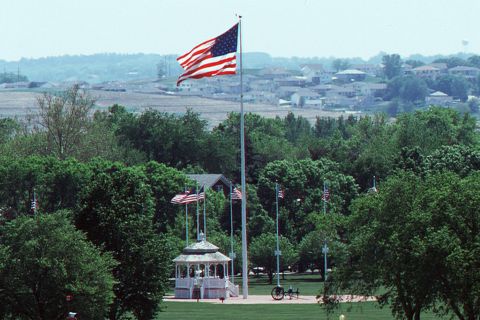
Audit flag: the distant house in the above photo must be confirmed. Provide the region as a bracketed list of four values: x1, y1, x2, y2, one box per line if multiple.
[291, 89, 324, 108]
[328, 86, 356, 98]
[428, 63, 448, 72]
[426, 91, 453, 106]
[323, 94, 360, 108]
[412, 65, 441, 80]
[218, 82, 241, 94]
[301, 64, 333, 84]
[310, 84, 342, 96]
[186, 174, 233, 196]
[275, 86, 302, 99]
[335, 69, 367, 82]
[449, 66, 480, 80]
[353, 82, 387, 97]
[249, 79, 276, 92]
[274, 76, 306, 87]
[351, 64, 381, 76]
[258, 68, 291, 80]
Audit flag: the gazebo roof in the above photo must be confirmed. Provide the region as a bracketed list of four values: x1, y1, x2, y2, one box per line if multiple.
[173, 233, 231, 263]
[173, 252, 230, 263]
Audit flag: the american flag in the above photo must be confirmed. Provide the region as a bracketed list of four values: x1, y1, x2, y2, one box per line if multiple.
[176, 23, 238, 85]
[277, 188, 285, 199]
[170, 187, 205, 204]
[30, 192, 38, 213]
[322, 186, 330, 201]
[231, 187, 242, 200]
[170, 190, 191, 204]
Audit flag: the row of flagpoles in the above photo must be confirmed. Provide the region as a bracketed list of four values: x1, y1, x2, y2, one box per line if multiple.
[169, 180, 332, 287]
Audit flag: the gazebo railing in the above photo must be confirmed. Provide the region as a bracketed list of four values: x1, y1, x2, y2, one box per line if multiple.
[203, 278, 226, 288]
[175, 278, 192, 288]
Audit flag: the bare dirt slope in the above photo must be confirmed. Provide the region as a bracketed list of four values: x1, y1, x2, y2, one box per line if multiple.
[0, 90, 345, 127]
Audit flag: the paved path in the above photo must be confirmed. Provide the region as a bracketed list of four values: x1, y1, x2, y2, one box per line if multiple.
[164, 295, 376, 305]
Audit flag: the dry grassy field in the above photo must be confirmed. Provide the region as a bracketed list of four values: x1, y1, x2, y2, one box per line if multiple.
[0, 89, 346, 127]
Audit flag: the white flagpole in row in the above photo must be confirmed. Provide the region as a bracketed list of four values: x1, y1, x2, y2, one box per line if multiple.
[322, 181, 329, 281]
[275, 183, 281, 288]
[229, 184, 236, 285]
[239, 15, 249, 299]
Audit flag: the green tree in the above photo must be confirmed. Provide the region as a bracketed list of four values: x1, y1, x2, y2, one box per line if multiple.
[433, 75, 470, 102]
[0, 71, 28, 83]
[433, 57, 469, 68]
[394, 107, 477, 155]
[257, 159, 358, 241]
[35, 85, 95, 159]
[386, 76, 428, 103]
[382, 54, 402, 79]
[249, 233, 297, 284]
[422, 145, 480, 177]
[328, 172, 437, 320]
[416, 172, 480, 320]
[75, 161, 169, 320]
[332, 59, 351, 72]
[404, 59, 425, 68]
[0, 212, 116, 320]
[141, 161, 189, 232]
[467, 55, 480, 68]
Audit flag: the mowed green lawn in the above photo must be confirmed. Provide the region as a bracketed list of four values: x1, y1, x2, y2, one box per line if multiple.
[159, 302, 444, 320]
[164, 273, 446, 319]
[245, 272, 324, 295]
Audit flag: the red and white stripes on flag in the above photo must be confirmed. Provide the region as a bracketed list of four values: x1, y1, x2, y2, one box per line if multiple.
[171, 188, 205, 205]
[231, 187, 243, 200]
[322, 186, 330, 201]
[277, 188, 285, 199]
[176, 23, 238, 85]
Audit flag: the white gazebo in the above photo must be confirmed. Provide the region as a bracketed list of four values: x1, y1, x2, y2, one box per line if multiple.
[173, 233, 239, 299]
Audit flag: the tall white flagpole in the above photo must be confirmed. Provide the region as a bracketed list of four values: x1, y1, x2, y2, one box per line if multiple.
[322, 181, 329, 281]
[229, 184, 235, 285]
[203, 185, 207, 238]
[196, 182, 200, 240]
[185, 186, 189, 246]
[275, 183, 281, 288]
[239, 15, 248, 299]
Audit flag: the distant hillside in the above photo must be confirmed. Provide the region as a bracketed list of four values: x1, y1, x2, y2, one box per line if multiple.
[0, 52, 474, 83]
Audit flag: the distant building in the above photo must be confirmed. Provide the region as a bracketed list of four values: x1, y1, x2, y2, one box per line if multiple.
[449, 66, 480, 80]
[412, 65, 441, 80]
[351, 64, 381, 76]
[274, 76, 306, 87]
[426, 91, 453, 106]
[186, 174, 233, 196]
[301, 64, 333, 84]
[291, 89, 324, 108]
[275, 86, 302, 99]
[258, 68, 291, 80]
[335, 69, 367, 82]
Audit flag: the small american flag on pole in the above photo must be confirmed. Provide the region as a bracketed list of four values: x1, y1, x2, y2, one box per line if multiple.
[277, 188, 285, 199]
[322, 186, 330, 201]
[176, 23, 238, 85]
[30, 191, 38, 214]
[231, 187, 243, 200]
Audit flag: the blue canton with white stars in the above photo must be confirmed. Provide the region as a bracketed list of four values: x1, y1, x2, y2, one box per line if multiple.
[211, 24, 238, 57]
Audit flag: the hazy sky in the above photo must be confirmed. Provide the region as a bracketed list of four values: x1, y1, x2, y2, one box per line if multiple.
[1, 0, 479, 61]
